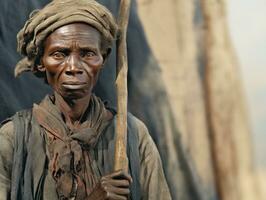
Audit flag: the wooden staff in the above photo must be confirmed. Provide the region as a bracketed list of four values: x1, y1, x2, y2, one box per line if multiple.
[114, 0, 131, 172]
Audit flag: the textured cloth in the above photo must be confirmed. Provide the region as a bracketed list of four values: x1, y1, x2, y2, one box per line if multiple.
[0, 97, 171, 200]
[32, 94, 110, 199]
[15, 0, 118, 77]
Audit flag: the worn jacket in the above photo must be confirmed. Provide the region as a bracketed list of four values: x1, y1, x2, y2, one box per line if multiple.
[0, 96, 171, 200]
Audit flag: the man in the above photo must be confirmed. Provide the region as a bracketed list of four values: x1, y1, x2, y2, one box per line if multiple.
[0, 0, 171, 199]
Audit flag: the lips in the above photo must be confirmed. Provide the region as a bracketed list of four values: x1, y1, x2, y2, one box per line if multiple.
[62, 82, 88, 90]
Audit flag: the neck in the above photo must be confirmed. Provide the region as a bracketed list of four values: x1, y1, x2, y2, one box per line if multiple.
[54, 92, 91, 127]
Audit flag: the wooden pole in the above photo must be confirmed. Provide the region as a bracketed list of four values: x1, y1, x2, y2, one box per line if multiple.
[114, 0, 131, 172]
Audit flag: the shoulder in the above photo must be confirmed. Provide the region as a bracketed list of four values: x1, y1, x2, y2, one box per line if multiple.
[0, 120, 15, 147]
[0, 109, 33, 146]
[127, 113, 149, 134]
[127, 113, 149, 138]
[0, 120, 15, 166]
[127, 114, 157, 153]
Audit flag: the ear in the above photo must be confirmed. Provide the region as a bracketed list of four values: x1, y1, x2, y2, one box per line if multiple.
[36, 64, 46, 72]
[102, 48, 112, 65]
[36, 59, 46, 72]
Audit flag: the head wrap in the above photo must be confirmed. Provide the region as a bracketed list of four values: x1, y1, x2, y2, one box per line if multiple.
[15, 0, 118, 77]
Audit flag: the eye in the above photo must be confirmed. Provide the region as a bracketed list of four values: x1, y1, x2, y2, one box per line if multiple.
[51, 51, 65, 59]
[81, 50, 96, 58]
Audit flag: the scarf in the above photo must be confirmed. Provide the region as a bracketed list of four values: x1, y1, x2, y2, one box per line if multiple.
[32, 94, 111, 199]
[15, 0, 117, 77]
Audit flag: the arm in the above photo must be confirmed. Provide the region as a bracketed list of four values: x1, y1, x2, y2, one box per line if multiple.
[88, 115, 172, 200]
[0, 121, 14, 200]
[136, 118, 172, 200]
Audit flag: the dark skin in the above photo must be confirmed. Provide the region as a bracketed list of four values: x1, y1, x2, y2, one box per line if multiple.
[38, 23, 132, 200]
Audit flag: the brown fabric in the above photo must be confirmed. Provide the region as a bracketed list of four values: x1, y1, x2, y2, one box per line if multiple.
[0, 113, 172, 200]
[32, 94, 111, 199]
[15, 0, 118, 77]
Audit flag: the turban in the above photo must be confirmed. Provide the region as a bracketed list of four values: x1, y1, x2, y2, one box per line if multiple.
[15, 0, 118, 77]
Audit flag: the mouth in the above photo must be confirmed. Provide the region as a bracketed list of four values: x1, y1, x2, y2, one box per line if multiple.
[62, 82, 88, 90]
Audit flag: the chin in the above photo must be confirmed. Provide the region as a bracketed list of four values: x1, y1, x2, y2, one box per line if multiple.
[57, 88, 91, 101]
[65, 91, 90, 100]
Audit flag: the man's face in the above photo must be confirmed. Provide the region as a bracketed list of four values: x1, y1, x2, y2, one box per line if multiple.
[41, 23, 104, 100]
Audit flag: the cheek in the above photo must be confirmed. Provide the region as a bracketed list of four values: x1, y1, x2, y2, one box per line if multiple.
[42, 57, 64, 83]
[85, 56, 103, 75]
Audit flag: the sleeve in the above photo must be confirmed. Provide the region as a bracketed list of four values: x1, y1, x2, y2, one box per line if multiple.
[135, 118, 172, 200]
[0, 121, 14, 200]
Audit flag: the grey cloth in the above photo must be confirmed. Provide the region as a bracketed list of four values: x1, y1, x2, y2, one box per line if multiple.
[0, 103, 171, 200]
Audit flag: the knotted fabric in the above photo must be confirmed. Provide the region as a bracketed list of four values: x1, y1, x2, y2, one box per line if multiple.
[32, 94, 111, 199]
[15, 0, 118, 77]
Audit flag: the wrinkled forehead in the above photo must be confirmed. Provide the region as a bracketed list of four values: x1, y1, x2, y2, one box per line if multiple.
[44, 23, 102, 47]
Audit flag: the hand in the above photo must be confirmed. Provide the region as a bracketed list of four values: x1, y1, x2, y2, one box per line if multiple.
[88, 170, 133, 200]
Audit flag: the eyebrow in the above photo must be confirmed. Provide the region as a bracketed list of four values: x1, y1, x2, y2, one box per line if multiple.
[46, 44, 98, 52]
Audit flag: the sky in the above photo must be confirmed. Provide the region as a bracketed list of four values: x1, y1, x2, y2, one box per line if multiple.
[227, 0, 266, 167]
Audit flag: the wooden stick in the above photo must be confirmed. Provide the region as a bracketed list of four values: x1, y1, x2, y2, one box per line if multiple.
[114, 0, 131, 172]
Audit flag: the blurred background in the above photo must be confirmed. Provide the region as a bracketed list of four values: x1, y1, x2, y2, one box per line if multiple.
[0, 0, 265, 199]
[136, 0, 266, 199]
[228, 0, 266, 169]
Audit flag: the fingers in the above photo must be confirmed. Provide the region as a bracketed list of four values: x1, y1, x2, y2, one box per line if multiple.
[104, 185, 130, 196]
[105, 192, 128, 200]
[104, 185, 129, 200]
[101, 177, 131, 188]
[95, 181, 130, 200]
[90, 170, 132, 200]
[105, 169, 133, 184]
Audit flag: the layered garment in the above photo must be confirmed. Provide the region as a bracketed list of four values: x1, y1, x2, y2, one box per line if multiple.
[0, 95, 171, 200]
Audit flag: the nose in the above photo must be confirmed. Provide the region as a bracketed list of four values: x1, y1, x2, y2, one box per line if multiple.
[65, 54, 83, 76]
